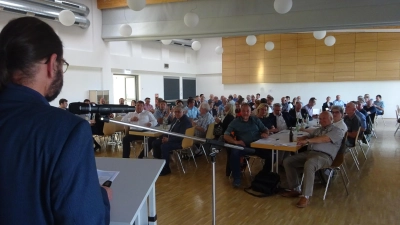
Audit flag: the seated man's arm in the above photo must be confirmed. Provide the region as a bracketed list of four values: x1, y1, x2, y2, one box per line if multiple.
[52, 121, 110, 225]
[148, 112, 158, 127]
[223, 122, 244, 146]
[121, 112, 132, 123]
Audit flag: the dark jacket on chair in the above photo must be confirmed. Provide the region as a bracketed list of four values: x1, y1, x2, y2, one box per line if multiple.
[165, 114, 192, 143]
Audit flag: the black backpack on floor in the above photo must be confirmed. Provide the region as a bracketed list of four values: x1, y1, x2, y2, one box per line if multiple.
[244, 171, 280, 197]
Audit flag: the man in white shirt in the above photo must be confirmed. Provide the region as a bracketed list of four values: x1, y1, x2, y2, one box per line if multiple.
[121, 101, 158, 158]
[331, 105, 348, 132]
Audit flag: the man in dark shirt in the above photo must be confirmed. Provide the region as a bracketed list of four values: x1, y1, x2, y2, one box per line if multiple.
[224, 103, 272, 187]
[344, 103, 361, 146]
[363, 99, 377, 124]
[0, 17, 110, 224]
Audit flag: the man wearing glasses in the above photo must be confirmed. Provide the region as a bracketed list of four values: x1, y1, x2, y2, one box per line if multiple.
[0, 17, 110, 224]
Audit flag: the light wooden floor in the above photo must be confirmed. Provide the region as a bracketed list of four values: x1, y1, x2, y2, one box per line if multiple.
[96, 119, 400, 225]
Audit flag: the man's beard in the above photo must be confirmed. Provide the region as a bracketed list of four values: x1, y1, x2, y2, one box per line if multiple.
[45, 67, 63, 102]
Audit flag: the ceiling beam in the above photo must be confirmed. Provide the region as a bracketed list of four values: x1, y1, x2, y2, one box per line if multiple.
[97, 0, 187, 10]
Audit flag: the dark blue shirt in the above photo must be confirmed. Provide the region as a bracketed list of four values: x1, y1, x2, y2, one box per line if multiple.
[0, 84, 110, 225]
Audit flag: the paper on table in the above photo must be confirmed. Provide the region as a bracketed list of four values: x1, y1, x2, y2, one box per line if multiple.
[279, 142, 298, 147]
[97, 170, 119, 185]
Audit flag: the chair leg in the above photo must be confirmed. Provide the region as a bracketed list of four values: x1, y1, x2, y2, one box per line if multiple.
[395, 125, 400, 136]
[323, 169, 334, 200]
[200, 145, 209, 163]
[339, 168, 349, 196]
[175, 151, 186, 174]
[341, 165, 350, 185]
[189, 147, 198, 168]
[348, 148, 360, 170]
[244, 157, 252, 177]
[358, 141, 367, 160]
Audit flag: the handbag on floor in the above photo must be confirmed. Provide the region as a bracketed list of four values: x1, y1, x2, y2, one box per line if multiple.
[244, 171, 280, 197]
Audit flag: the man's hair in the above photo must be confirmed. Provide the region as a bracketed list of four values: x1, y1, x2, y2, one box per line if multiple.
[200, 94, 204, 97]
[0, 17, 63, 91]
[376, 94, 382, 99]
[273, 103, 282, 108]
[331, 105, 344, 115]
[260, 98, 267, 103]
[145, 97, 150, 100]
[159, 100, 167, 104]
[176, 99, 183, 105]
[59, 98, 67, 105]
[228, 95, 233, 100]
[309, 97, 317, 102]
[174, 105, 184, 112]
[200, 102, 210, 110]
[241, 103, 251, 110]
[83, 99, 90, 103]
[256, 93, 260, 96]
[137, 100, 145, 105]
[187, 98, 194, 104]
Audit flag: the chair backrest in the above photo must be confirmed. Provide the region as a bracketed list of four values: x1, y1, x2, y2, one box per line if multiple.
[332, 133, 348, 167]
[114, 116, 123, 121]
[354, 127, 361, 143]
[103, 122, 116, 136]
[205, 123, 215, 139]
[114, 122, 125, 132]
[396, 110, 399, 120]
[181, 127, 195, 149]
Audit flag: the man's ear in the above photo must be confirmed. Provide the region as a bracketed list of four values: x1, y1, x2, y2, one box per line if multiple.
[46, 53, 58, 79]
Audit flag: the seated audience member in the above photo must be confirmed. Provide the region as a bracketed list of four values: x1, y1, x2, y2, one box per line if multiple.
[267, 103, 291, 133]
[267, 96, 274, 113]
[233, 94, 238, 102]
[302, 97, 317, 120]
[292, 97, 298, 107]
[224, 103, 272, 187]
[354, 102, 367, 132]
[213, 96, 222, 107]
[252, 100, 261, 115]
[363, 99, 377, 123]
[344, 102, 361, 146]
[152, 106, 192, 175]
[357, 96, 365, 106]
[218, 97, 227, 116]
[289, 102, 308, 127]
[199, 94, 206, 104]
[281, 97, 289, 112]
[286, 96, 293, 110]
[234, 101, 242, 117]
[121, 101, 158, 158]
[246, 95, 251, 103]
[249, 95, 256, 109]
[215, 103, 235, 134]
[58, 98, 68, 110]
[228, 95, 235, 105]
[373, 95, 385, 115]
[192, 102, 215, 154]
[116, 98, 127, 117]
[209, 94, 214, 103]
[256, 103, 272, 129]
[256, 93, 261, 100]
[208, 100, 218, 117]
[194, 95, 200, 107]
[281, 111, 344, 208]
[296, 96, 303, 105]
[81, 99, 100, 151]
[153, 100, 172, 125]
[99, 97, 106, 105]
[364, 94, 370, 103]
[185, 98, 200, 119]
[332, 95, 346, 107]
[331, 105, 348, 132]
[131, 100, 136, 107]
[322, 96, 332, 111]
[98, 97, 114, 118]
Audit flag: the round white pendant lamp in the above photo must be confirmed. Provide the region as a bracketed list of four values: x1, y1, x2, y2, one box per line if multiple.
[191, 41, 201, 51]
[119, 24, 132, 37]
[127, 0, 146, 11]
[313, 31, 327, 40]
[184, 12, 199, 28]
[265, 42, 275, 51]
[161, 40, 173, 45]
[59, 10, 76, 26]
[246, 35, 257, 46]
[324, 36, 336, 46]
[215, 46, 224, 54]
[274, 0, 293, 14]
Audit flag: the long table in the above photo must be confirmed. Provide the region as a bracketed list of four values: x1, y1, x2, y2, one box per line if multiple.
[251, 130, 309, 173]
[96, 157, 165, 225]
[129, 126, 169, 157]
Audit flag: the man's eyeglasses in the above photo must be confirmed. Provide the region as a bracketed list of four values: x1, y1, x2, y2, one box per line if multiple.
[44, 57, 69, 73]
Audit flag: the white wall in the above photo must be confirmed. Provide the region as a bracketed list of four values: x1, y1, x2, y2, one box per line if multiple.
[196, 74, 400, 118]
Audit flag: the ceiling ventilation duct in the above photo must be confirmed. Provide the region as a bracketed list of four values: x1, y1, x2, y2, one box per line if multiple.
[0, 0, 90, 29]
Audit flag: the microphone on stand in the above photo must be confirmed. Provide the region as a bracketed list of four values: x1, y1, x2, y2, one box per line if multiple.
[68, 102, 135, 115]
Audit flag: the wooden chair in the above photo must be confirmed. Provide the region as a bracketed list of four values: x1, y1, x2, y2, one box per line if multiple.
[102, 122, 117, 150]
[199, 123, 215, 163]
[174, 127, 197, 174]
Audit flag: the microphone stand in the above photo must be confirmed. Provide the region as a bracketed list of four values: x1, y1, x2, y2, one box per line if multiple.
[101, 117, 254, 225]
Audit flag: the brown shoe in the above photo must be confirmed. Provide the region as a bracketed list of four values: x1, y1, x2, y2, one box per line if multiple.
[296, 197, 310, 208]
[280, 190, 301, 198]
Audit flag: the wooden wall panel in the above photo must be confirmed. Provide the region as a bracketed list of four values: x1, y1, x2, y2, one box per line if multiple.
[222, 32, 400, 84]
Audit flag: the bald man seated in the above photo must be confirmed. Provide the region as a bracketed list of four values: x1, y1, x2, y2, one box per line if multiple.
[281, 111, 345, 208]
